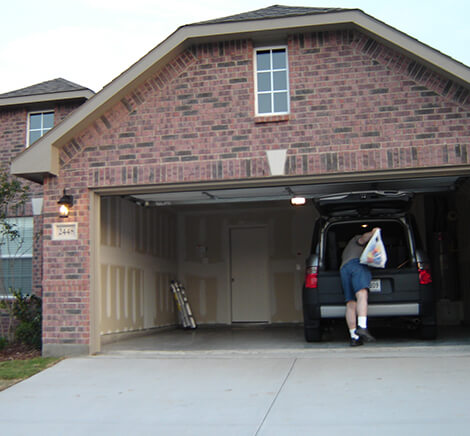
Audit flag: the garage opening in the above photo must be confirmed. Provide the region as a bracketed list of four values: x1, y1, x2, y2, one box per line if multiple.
[97, 175, 470, 352]
[98, 195, 312, 347]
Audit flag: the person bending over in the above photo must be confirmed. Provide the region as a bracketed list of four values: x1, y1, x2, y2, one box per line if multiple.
[340, 228, 379, 346]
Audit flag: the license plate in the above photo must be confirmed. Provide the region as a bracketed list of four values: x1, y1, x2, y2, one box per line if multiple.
[370, 279, 381, 292]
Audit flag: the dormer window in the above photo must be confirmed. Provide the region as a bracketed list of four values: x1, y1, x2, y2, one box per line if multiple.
[255, 47, 289, 115]
[27, 111, 54, 147]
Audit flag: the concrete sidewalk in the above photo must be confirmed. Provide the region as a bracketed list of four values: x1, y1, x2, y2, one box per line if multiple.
[1, 347, 470, 435]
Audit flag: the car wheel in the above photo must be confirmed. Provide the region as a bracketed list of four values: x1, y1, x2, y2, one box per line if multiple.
[304, 326, 321, 342]
[420, 324, 437, 340]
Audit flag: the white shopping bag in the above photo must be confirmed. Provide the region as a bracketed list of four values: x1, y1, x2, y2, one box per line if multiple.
[359, 228, 387, 268]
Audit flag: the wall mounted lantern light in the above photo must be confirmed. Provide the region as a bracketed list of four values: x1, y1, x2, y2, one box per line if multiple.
[58, 189, 74, 218]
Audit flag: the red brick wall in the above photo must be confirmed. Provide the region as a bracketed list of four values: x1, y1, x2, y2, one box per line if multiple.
[0, 101, 81, 171]
[42, 176, 90, 347]
[42, 30, 470, 349]
[0, 100, 85, 302]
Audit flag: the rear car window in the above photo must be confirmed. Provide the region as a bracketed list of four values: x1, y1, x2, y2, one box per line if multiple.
[322, 220, 411, 271]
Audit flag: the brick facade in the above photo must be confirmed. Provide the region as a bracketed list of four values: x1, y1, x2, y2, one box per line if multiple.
[0, 100, 85, 300]
[39, 29, 469, 352]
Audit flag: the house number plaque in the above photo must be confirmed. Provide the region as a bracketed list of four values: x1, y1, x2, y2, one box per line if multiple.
[52, 222, 78, 241]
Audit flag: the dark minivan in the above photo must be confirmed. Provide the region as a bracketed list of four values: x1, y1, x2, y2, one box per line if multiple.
[302, 191, 436, 342]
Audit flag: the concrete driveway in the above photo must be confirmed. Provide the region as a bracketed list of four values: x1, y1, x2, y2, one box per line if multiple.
[1, 345, 470, 435]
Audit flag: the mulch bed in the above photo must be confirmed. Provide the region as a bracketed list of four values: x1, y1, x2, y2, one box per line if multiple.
[0, 343, 41, 362]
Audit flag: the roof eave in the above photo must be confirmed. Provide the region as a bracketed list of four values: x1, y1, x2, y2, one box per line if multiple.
[0, 89, 95, 108]
[11, 10, 470, 183]
[10, 141, 59, 184]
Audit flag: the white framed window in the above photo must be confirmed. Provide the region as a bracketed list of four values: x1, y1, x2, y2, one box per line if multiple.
[27, 111, 54, 147]
[255, 47, 289, 115]
[0, 217, 33, 296]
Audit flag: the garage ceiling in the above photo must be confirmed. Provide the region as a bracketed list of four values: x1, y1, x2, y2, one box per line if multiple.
[129, 176, 466, 206]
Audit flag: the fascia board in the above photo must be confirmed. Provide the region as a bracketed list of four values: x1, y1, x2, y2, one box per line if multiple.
[11, 10, 470, 182]
[347, 12, 470, 84]
[94, 164, 470, 196]
[184, 10, 470, 83]
[0, 89, 95, 107]
[10, 139, 59, 180]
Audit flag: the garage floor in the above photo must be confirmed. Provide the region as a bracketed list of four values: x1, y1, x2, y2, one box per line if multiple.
[101, 324, 470, 355]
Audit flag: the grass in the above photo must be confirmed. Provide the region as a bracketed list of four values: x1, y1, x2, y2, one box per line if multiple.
[0, 357, 61, 391]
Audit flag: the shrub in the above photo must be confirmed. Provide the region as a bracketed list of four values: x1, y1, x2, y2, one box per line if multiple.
[0, 336, 7, 350]
[15, 322, 41, 349]
[1, 291, 42, 350]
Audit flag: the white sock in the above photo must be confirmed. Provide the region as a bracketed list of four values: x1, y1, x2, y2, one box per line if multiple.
[358, 316, 367, 329]
[349, 329, 359, 339]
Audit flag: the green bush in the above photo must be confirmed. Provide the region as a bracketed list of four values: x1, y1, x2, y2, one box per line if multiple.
[15, 322, 41, 349]
[0, 336, 7, 350]
[1, 290, 42, 350]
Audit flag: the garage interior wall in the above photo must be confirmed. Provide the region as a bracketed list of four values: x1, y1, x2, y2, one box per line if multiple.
[100, 197, 177, 339]
[99, 197, 316, 335]
[177, 202, 316, 324]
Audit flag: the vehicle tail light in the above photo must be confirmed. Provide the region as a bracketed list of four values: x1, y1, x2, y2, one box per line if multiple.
[305, 265, 318, 289]
[417, 261, 432, 285]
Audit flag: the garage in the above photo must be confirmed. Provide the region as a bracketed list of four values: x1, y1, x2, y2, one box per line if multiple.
[96, 170, 470, 352]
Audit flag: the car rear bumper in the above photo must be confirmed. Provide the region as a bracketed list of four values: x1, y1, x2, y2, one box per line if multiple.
[320, 303, 420, 318]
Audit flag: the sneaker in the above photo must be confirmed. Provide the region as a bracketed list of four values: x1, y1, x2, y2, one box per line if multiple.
[355, 327, 376, 342]
[350, 337, 363, 347]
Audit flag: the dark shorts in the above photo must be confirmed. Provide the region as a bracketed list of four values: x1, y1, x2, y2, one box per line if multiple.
[340, 258, 372, 302]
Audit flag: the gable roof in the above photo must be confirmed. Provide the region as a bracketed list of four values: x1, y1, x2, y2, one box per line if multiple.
[0, 78, 94, 107]
[194, 5, 350, 24]
[11, 5, 470, 183]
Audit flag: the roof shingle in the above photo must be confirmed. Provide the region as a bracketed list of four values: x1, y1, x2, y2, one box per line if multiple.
[192, 4, 351, 25]
[0, 78, 92, 99]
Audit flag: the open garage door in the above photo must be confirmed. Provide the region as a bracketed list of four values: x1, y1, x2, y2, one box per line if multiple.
[96, 173, 470, 351]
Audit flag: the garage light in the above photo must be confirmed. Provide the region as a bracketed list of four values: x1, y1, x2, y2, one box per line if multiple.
[58, 189, 74, 218]
[290, 196, 306, 206]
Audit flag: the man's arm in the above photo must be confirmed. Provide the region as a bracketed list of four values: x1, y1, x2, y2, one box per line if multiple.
[358, 227, 380, 246]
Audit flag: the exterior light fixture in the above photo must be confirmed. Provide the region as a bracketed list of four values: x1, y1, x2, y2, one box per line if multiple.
[290, 196, 306, 206]
[58, 189, 74, 218]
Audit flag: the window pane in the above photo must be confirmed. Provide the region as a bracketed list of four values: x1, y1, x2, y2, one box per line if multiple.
[0, 217, 33, 296]
[43, 112, 54, 129]
[273, 71, 287, 91]
[257, 72, 271, 92]
[258, 94, 272, 114]
[29, 130, 41, 145]
[255, 47, 289, 115]
[256, 51, 271, 71]
[29, 113, 42, 129]
[0, 258, 32, 295]
[0, 217, 34, 258]
[272, 49, 286, 69]
[273, 92, 288, 113]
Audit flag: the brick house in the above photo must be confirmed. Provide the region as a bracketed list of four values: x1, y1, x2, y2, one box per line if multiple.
[0, 78, 93, 324]
[10, 6, 470, 356]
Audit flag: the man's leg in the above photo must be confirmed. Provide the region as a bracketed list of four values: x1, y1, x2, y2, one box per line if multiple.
[345, 300, 363, 346]
[345, 300, 357, 330]
[356, 288, 368, 318]
[355, 288, 375, 342]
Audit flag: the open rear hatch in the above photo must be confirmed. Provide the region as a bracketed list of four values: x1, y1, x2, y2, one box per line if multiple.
[313, 191, 413, 217]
